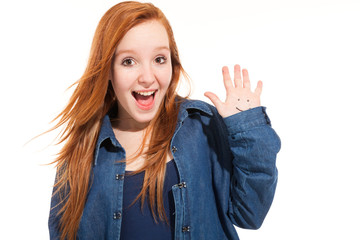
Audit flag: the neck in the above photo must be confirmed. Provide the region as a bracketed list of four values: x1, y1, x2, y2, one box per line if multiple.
[112, 117, 150, 132]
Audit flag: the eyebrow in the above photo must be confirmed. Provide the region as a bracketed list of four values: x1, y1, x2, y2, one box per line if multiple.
[115, 46, 170, 56]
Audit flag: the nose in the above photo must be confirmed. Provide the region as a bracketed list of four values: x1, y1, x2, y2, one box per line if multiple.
[138, 64, 155, 87]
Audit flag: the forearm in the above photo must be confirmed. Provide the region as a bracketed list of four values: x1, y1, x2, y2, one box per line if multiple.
[224, 107, 281, 229]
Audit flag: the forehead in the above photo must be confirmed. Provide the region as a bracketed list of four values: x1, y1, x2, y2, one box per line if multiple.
[115, 20, 169, 54]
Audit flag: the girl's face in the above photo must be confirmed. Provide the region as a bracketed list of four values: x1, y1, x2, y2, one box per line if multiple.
[111, 20, 172, 128]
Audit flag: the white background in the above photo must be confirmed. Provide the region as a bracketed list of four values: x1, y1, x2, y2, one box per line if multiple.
[1, 0, 359, 239]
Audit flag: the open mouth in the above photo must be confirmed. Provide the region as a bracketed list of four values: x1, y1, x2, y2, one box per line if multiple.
[132, 90, 157, 110]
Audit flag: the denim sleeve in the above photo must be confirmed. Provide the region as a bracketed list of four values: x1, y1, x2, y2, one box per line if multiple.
[48, 169, 64, 240]
[223, 106, 281, 229]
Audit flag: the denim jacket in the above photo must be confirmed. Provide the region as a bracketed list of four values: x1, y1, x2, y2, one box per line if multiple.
[49, 99, 281, 240]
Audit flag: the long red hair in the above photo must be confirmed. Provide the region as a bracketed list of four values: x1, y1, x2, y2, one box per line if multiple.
[51, 2, 188, 239]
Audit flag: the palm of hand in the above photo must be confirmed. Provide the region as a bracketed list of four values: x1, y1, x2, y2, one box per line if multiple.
[205, 65, 262, 118]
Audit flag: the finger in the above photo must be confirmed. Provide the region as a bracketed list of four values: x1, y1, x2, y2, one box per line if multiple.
[242, 68, 251, 89]
[254, 80, 263, 96]
[234, 64, 242, 88]
[222, 66, 233, 90]
[204, 91, 223, 109]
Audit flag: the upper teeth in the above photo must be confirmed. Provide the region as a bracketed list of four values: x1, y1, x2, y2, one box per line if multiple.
[135, 91, 155, 96]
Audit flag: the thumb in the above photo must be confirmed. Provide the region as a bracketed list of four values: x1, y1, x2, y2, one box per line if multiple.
[204, 91, 223, 109]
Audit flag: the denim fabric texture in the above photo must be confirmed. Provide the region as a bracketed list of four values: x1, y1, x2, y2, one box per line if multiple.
[49, 99, 281, 240]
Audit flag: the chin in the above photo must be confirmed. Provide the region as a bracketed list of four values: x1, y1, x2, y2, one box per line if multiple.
[133, 111, 158, 124]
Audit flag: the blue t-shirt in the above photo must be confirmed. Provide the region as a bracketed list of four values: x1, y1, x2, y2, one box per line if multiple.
[120, 159, 179, 240]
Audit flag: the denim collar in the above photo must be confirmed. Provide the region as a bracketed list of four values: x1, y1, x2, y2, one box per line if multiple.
[93, 99, 213, 166]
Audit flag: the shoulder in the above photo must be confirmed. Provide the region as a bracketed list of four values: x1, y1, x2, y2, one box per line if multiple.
[178, 98, 218, 117]
[176, 98, 226, 132]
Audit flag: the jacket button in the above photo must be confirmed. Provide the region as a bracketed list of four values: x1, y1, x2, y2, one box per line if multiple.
[172, 146, 177, 153]
[176, 182, 187, 188]
[113, 212, 122, 219]
[115, 174, 124, 180]
[182, 226, 190, 232]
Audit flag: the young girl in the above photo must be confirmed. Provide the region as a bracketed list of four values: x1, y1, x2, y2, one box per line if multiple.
[48, 1, 280, 240]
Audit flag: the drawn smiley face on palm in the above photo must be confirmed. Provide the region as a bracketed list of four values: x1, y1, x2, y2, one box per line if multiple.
[236, 98, 252, 112]
[205, 65, 262, 117]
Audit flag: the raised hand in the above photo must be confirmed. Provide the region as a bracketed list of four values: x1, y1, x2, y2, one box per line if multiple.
[204, 64, 262, 118]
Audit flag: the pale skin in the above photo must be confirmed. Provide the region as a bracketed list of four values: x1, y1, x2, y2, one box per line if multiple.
[110, 21, 174, 171]
[110, 21, 263, 171]
[121, 65, 262, 171]
[112, 128, 173, 171]
[204, 64, 262, 118]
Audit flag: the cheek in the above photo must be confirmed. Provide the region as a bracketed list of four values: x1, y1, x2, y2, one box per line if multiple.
[158, 68, 172, 88]
[112, 81, 127, 96]
[112, 71, 133, 92]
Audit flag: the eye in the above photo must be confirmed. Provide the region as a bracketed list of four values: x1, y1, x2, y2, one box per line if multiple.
[155, 56, 167, 64]
[122, 58, 135, 66]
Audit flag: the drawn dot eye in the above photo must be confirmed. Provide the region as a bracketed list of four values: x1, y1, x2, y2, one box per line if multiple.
[247, 99, 250, 102]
